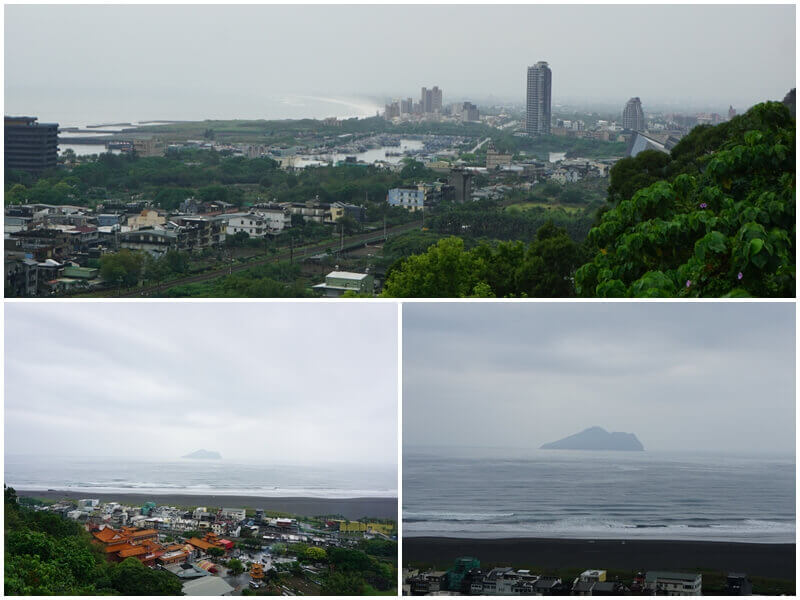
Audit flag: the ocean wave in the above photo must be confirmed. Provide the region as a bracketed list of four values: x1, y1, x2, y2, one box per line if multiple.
[9, 483, 397, 499]
[404, 511, 516, 522]
[402, 516, 796, 543]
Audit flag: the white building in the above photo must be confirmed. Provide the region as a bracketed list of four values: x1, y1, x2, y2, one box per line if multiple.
[257, 206, 292, 232]
[312, 271, 374, 297]
[226, 213, 268, 237]
[221, 507, 246, 521]
[645, 572, 702, 596]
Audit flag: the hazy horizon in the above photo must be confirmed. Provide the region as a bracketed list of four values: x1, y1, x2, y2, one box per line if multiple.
[5, 4, 795, 123]
[4, 303, 398, 468]
[403, 303, 795, 455]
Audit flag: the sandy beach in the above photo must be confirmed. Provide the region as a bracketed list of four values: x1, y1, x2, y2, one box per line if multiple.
[403, 537, 796, 580]
[17, 490, 397, 520]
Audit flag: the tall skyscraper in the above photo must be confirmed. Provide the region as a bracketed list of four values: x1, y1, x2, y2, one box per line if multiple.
[4, 116, 59, 173]
[420, 86, 443, 113]
[526, 62, 552, 136]
[622, 97, 645, 131]
[431, 86, 442, 112]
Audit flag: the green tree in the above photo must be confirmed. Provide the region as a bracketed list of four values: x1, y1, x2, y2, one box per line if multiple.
[106, 557, 183, 595]
[381, 237, 488, 297]
[304, 546, 327, 562]
[576, 101, 795, 298]
[514, 222, 583, 297]
[321, 571, 366, 595]
[228, 558, 245, 576]
[5, 555, 81, 595]
[99, 250, 145, 288]
[337, 214, 360, 235]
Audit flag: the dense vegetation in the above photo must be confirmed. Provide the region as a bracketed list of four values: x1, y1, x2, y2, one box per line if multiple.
[428, 199, 597, 243]
[489, 132, 627, 160]
[381, 222, 584, 297]
[576, 101, 795, 297]
[320, 545, 397, 595]
[4, 487, 181, 595]
[162, 262, 313, 297]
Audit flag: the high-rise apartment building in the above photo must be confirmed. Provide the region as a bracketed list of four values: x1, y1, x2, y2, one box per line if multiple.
[526, 62, 552, 136]
[5, 116, 59, 173]
[420, 86, 443, 113]
[622, 97, 645, 131]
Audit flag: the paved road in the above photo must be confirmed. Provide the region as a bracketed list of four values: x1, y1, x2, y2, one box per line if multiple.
[96, 221, 421, 298]
[469, 137, 491, 153]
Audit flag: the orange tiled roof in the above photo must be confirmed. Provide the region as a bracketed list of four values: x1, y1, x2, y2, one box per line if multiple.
[105, 542, 133, 553]
[118, 545, 148, 558]
[186, 537, 214, 551]
[130, 529, 158, 538]
[93, 527, 126, 544]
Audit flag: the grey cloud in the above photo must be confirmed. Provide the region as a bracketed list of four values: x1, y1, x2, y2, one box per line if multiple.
[403, 303, 795, 455]
[5, 302, 398, 467]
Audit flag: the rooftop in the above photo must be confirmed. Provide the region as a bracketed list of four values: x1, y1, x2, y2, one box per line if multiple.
[326, 271, 370, 281]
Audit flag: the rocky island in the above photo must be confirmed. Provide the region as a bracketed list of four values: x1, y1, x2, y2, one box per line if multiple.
[182, 449, 222, 460]
[540, 426, 644, 451]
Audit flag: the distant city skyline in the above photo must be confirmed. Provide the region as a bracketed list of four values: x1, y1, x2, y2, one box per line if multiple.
[4, 5, 794, 123]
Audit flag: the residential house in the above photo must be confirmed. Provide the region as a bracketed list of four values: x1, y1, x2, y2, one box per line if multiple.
[329, 201, 366, 223]
[119, 228, 182, 257]
[313, 271, 374, 297]
[645, 572, 702, 595]
[387, 188, 425, 212]
[285, 197, 330, 223]
[128, 209, 166, 230]
[225, 212, 268, 238]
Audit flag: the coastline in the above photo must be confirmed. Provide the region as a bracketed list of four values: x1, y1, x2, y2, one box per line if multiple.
[402, 536, 796, 580]
[17, 489, 397, 521]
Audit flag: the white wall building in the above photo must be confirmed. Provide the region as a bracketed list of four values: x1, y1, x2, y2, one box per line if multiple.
[645, 572, 702, 596]
[226, 213, 268, 237]
[221, 507, 246, 521]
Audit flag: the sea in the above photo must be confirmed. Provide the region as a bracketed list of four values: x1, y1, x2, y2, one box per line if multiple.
[403, 447, 795, 543]
[5, 92, 384, 157]
[5, 454, 397, 499]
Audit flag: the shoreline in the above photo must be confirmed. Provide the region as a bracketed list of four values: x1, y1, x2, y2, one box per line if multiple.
[403, 536, 796, 580]
[17, 489, 397, 521]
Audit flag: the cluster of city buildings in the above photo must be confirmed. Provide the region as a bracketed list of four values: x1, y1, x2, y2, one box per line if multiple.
[405, 559, 754, 596]
[383, 86, 481, 124]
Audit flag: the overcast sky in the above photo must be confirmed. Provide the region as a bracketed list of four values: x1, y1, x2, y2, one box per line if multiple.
[404, 303, 795, 455]
[5, 302, 398, 466]
[4, 4, 795, 123]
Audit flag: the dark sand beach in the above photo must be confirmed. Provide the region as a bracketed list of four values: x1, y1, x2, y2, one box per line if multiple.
[17, 490, 397, 520]
[403, 537, 796, 580]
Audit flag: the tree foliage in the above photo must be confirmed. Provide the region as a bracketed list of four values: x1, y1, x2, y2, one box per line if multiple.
[381, 222, 583, 297]
[4, 487, 181, 596]
[576, 101, 795, 297]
